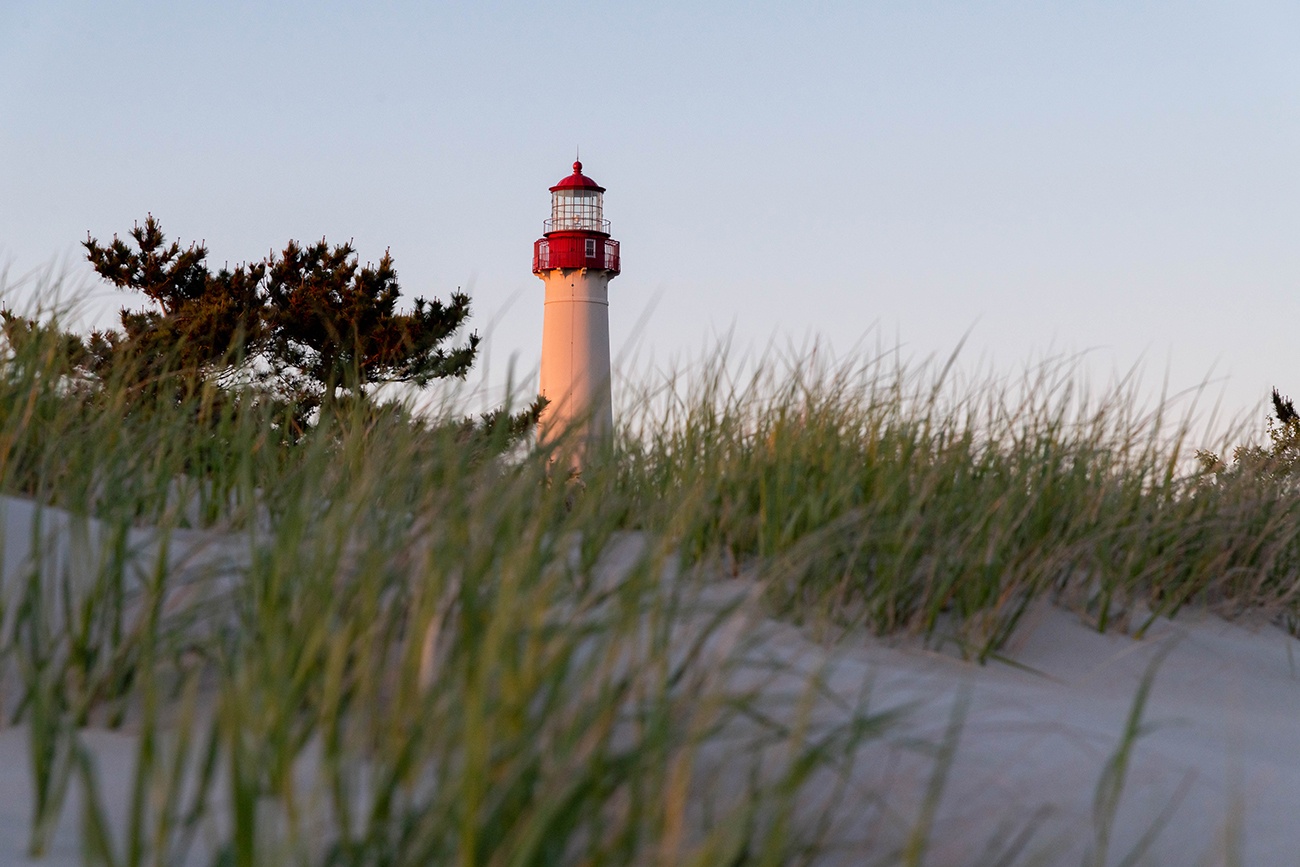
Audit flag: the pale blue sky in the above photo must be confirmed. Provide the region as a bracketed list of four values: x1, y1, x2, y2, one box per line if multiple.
[2, 1, 1298, 435]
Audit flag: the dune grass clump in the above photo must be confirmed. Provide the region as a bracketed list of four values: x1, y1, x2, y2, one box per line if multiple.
[618, 351, 1300, 658]
[5, 293, 1300, 861]
[0, 311, 889, 865]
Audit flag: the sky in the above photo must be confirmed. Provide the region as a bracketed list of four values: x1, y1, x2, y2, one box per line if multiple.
[2, 1, 1298, 439]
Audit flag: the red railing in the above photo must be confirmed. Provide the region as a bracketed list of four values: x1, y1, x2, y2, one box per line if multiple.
[544, 217, 611, 234]
[534, 238, 620, 273]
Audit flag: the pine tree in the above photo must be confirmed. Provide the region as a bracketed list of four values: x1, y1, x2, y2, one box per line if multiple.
[71, 216, 483, 407]
[1, 217, 542, 445]
[81, 215, 265, 383]
[263, 238, 478, 411]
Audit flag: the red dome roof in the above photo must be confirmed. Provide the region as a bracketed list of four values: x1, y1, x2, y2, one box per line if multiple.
[550, 161, 606, 193]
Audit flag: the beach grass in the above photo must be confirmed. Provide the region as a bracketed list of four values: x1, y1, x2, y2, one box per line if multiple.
[0, 298, 1296, 862]
[617, 349, 1300, 660]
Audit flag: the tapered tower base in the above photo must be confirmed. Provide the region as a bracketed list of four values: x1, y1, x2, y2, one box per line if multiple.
[538, 267, 613, 455]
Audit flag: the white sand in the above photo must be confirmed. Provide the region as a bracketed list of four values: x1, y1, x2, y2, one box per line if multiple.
[1, 496, 1297, 864]
[735, 602, 1300, 864]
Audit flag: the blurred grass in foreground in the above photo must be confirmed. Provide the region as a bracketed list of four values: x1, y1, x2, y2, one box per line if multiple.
[0, 292, 1293, 863]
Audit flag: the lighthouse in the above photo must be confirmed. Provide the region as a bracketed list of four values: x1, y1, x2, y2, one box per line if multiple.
[533, 160, 621, 457]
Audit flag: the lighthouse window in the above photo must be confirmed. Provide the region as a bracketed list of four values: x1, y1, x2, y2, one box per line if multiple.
[585, 239, 597, 257]
[549, 189, 606, 233]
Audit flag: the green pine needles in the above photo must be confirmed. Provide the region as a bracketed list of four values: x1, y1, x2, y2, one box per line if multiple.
[1, 216, 525, 429]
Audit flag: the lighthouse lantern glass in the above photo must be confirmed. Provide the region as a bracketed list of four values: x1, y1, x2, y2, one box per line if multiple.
[551, 189, 605, 232]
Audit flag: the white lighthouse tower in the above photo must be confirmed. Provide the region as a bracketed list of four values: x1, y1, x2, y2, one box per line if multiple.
[533, 160, 621, 457]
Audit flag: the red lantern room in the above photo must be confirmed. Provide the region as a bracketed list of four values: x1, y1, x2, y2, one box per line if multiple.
[533, 161, 621, 275]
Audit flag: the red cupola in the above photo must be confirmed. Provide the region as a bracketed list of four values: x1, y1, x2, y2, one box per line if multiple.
[533, 161, 621, 275]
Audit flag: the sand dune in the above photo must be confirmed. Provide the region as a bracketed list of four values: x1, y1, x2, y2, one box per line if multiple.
[1, 495, 1296, 865]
